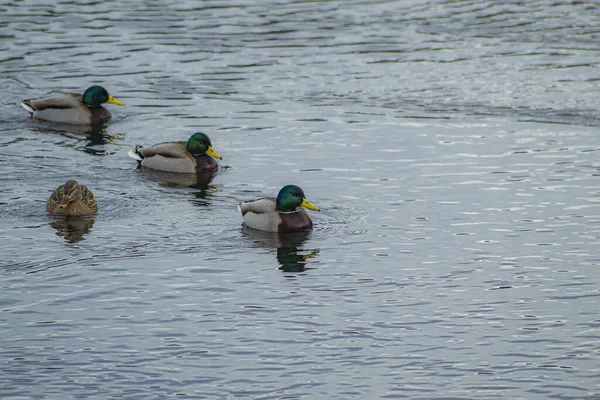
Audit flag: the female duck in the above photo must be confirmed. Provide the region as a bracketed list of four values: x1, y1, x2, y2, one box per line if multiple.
[128, 132, 222, 174]
[47, 180, 98, 216]
[239, 185, 319, 233]
[22, 85, 124, 124]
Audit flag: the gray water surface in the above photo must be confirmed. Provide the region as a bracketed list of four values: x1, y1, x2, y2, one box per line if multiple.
[1, 1, 600, 399]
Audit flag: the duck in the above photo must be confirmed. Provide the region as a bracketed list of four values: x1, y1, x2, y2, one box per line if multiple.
[22, 85, 124, 124]
[128, 132, 222, 174]
[239, 185, 319, 233]
[46, 180, 98, 216]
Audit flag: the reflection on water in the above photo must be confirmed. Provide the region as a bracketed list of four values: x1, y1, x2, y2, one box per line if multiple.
[242, 227, 319, 272]
[49, 217, 95, 243]
[134, 168, 221, 206]
[27, 121, 119, 156]
[277, 247, 318, 272]
[137, 168, 218, 189]
[189, 183, 221, 207]
[27, 120, 108, 137]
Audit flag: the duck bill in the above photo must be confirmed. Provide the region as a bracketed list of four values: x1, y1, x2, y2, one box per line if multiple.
[301, 198, 319, 212]
[206, 146, 222, 160]
[107, 96, 125, 106]
[60, 195, 71, 209]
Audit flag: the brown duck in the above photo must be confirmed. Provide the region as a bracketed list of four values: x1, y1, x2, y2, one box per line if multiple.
[46, 180, 98, 216]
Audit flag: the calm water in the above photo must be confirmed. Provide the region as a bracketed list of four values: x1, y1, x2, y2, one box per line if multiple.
[1, 1, 600, 398]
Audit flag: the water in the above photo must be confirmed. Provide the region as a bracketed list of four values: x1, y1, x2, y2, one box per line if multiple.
[1, 1, 600, 398]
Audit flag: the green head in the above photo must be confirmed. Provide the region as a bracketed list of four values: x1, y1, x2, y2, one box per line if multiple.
[186, 133, 222, 159]
[82, 86, 124, 108]
[276, 185, 320, 213]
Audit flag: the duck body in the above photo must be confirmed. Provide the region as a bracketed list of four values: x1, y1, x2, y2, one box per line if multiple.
[239, 185, 319, 233]
[46, 180, 98, 216]
[129, 133, 222, 174]
[22, 93, 110, 124]
[22, 86, 124, 125]
[240, 198, 313, 232]
[134, 141, 218, 173]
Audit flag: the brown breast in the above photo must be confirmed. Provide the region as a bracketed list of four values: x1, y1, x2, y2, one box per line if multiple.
[279, 210, 312, 233]
[194, 154, 219, 173]
[89, 107, 112, 124]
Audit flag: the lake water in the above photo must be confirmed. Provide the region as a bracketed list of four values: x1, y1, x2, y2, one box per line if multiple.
[1, 1, 600, 398]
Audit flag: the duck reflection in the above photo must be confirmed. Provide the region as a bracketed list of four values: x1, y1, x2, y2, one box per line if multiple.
[137, 168, 217, 189]
[138, 166, 217, 190]
[242, 227, 319, 272]
[277, 247, 319, 272]
[28, 121, 118, 156]
[134, 168, 220, 206]
[28, 120, 107, 136]
[50, 216, 95, 243]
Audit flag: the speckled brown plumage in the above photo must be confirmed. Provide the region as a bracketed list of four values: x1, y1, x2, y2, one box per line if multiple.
[46, 180, 98, 216]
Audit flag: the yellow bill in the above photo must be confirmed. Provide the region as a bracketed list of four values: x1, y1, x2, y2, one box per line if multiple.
[60, 195, 71, 209]
[206, 146, 222, 160]
[107, 96, 125, 106]
[301, 198, 319, 212]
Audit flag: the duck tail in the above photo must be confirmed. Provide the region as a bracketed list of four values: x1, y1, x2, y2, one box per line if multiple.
[21, 100, 35, 115]
[127, 145, 144, 162]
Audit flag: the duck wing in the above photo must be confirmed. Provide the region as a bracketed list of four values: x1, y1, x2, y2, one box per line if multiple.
[46, 183, 67, 213]
[79, 184, 98, 214]
[239, 198, 277, 215]
[137, 141, 188, 159]
[22, 92, 83, 112]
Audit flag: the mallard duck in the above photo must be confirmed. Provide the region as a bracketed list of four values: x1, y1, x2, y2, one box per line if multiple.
[46, 180, 98, 216]
[22, 85, 124, 124]
[128, 132, 222, 173]
[239, 185, 319, 232]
